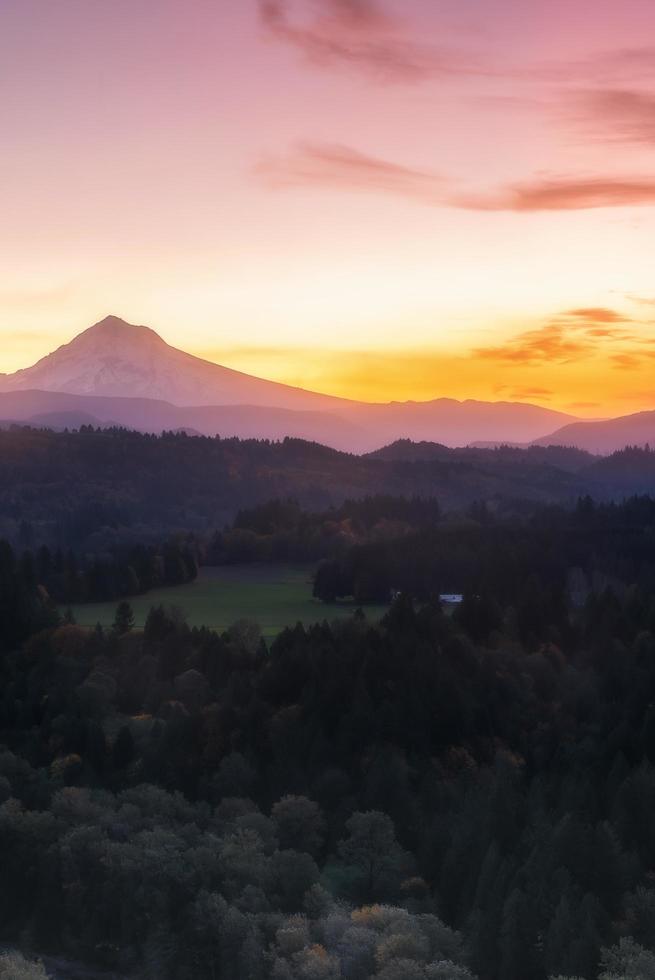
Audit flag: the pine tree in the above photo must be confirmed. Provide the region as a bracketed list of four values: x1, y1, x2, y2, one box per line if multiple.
[112, 600, 135, 635]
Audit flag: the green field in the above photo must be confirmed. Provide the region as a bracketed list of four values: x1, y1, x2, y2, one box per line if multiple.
[68, 563, 389, 639]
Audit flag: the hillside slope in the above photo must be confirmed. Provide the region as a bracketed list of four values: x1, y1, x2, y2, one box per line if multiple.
[534, 410, 655, 454]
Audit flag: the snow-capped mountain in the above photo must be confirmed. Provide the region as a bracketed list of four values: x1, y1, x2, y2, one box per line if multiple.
[0, 315, 581, 450]
[0, 315, 343, 410]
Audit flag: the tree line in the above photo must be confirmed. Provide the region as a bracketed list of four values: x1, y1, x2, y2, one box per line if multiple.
[312, 495, 655, 612]
[4, 539, 197, 613]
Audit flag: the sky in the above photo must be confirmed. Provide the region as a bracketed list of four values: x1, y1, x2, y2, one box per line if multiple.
[2, 0, 655, 415]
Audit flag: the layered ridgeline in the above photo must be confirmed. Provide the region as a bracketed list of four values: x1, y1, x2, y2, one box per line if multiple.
[3, 426, 655, 554]
[0, 315, 579, 452]
[3, 315, 655, 451]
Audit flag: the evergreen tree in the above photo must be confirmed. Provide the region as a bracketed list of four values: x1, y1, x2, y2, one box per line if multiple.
[112, 600, 135, 635]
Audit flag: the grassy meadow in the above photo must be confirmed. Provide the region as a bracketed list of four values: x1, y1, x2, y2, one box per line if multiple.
[67, 563, 389, 639]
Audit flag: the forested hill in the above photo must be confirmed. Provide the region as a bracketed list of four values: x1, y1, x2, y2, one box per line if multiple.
[366, 438, 594, 471]
[2, 427, 655, 550]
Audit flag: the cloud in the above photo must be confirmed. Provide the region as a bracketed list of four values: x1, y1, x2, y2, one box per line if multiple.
[472, 303, 655, 370]
[572, 88, 655, 144]
[565, 307, 630, 324]
[473, 323, 594, 365]
[256, 0, 485, 82]
[556, 308, 638, 342]
[259, 140, 655, 214]
[584, 326, 626, 338]
[256, 142, 445, 203]
[258, 2, 655, 92]
[456, 176, 655, 212]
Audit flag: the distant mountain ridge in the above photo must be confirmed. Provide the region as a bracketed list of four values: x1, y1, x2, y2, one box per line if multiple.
[0, 390, 364, 447]
[533, 410, 655, 454]
[0, 314, 584, 451]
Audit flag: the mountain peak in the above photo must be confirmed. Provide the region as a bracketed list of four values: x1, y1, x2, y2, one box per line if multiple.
[96, 314, 130, 327]
[83, 315, 165, 345]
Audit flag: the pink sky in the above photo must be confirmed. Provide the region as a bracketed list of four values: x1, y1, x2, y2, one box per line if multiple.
[2, 0, 655, 412]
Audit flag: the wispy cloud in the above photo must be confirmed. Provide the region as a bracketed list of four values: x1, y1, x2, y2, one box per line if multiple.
[259, 141, 655, 213]
[259, 1, 655, 92]
[456, 176, 655, 212]
[473, 306, 655, 369]
[256, 141, 446, 202]
[565, 307, 630, 324]
[202, 314, 655, 408]
[256, 0, 487, 83]
[473, 323, 594, 365]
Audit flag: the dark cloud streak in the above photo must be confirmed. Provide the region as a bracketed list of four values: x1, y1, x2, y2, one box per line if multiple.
[256, 0, 488, 83]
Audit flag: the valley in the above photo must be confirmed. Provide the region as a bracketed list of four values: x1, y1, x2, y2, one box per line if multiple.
[65, 563, 388, 638]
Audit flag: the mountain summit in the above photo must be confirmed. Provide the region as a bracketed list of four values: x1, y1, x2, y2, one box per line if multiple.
[76, 314, 167, 347]
[0, 315, 340, 410]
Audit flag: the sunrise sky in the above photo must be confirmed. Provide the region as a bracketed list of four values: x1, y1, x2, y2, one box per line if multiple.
[2, 0, 655, 415]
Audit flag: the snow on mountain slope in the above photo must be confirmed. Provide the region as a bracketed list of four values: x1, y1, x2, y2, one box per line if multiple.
[0, 315, 346, 411]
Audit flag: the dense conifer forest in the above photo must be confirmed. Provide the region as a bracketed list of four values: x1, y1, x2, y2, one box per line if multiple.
[4, 476, 655, 977]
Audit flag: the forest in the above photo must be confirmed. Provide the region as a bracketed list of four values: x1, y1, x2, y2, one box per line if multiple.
[4, 426, 655, 555]
[14, 540, 198, 608]
[3, 489, 655, 977]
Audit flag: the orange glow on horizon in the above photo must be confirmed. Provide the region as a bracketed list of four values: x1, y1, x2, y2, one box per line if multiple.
[3, 1, 655, 417]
